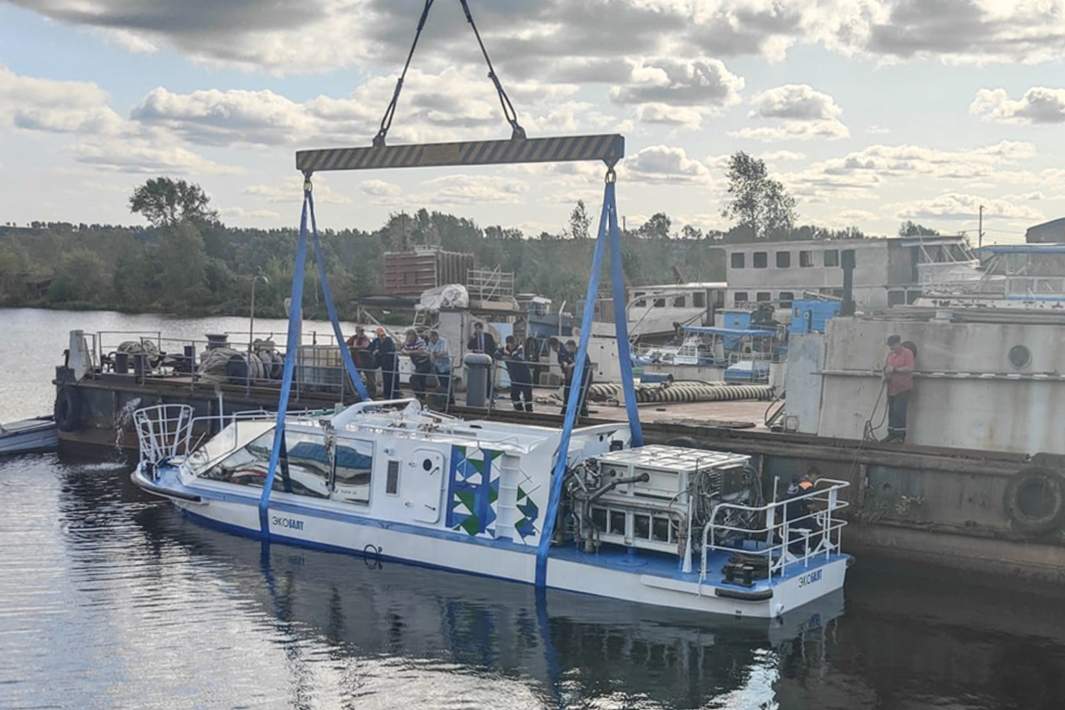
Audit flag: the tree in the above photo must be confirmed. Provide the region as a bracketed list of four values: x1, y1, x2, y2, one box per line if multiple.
[638, 212, 672, 239]
[129, 177, 218, 227]
[680, 224, 703, 240]
[722, 151, 797, 239]
[898, 220, 940, 237]
[568, 200, 591, 239]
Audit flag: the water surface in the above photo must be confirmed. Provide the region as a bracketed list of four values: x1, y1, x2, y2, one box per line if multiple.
[1, 308, 1064, 709]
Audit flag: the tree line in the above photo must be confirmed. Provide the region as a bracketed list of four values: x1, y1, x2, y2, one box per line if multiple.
[0, 154, 909, 320]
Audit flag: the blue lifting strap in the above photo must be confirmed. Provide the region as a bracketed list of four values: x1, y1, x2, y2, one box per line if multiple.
[307, 190, 372, 403]
[258, 187, 311, 538]
[535, 177, 642, 587]
[258, 184, 372, 538]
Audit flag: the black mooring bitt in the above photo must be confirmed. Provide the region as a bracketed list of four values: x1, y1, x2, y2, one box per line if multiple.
[296, 134, 624, 173]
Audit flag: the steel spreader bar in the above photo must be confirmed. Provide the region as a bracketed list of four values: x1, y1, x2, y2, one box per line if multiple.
[298, 134, 624, 173]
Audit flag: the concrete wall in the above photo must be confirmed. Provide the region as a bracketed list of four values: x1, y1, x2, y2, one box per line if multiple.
[817, 316, 1065, 455]
[783, 334, 825, 433]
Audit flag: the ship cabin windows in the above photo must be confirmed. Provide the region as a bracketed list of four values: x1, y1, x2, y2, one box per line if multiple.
[692, 291, 706, 308]
[653, 297, 667, 308]
[731, 252, 745, 269]
[776, 251, 791, 268]
[633, 291, 646, 307]
[888, 290, 906, 306]
[199, 429, 373, 505]
[779, 292, 795, 308]
[734, 291, 749, 304]
[800, 250, 814, 267]
[753, 251, 768, 268]
[673, 296, 686, 307]
[756, 292, 772, 302]
[824, 249, 840, 267]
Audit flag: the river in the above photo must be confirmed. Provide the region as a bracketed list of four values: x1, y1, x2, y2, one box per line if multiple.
[1, 307, 1064, 709]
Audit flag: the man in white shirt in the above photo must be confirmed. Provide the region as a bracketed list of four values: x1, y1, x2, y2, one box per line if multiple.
[426, 330, 453, 405]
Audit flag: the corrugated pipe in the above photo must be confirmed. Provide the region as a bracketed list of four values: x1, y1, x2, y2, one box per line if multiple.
[587, 381, 774, 404]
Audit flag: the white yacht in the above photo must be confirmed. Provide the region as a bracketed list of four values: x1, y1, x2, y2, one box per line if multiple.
[131, 399, 850, 619]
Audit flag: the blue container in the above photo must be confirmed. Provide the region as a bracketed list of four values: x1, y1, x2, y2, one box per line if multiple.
[790, 300, 841, 335]
[721, 310, 752, 350]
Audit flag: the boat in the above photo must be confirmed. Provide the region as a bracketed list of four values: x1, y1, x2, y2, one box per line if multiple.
[0, 415, 57, 455]
[130, 399, 850, 619]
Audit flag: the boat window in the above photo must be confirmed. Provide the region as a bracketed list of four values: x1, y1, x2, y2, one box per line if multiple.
[731, 252, 745, 269]
[906, 290, 921, 304]
[800, 250, 814, 267]
[753, 252, 768, 268]
[692, 291, 706, 308]
[633, 513, 651, 540]
[331, 439, 374, 504]
[779, 292, 795, 307]
[734, 292, 749, 304]
[609, 510, 627, 536]
[653, 298, 666, 308]
[776, 251, 791, 268]
[824, 249, 840, 267]
[591, 506, 607, 532]
[633, 291, 646, 307]
[673, 296, 686, 307]
[888, 290, 906, 306]
[756, 292, 772, 302]
[200, 430, 347, 500]
[386, 460, 400, 495]
[651, 516, 670, 543]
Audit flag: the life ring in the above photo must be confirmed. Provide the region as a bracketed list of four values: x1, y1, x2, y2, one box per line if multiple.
[54, 386, 82, 432]
[1004, 467, 1065, 536]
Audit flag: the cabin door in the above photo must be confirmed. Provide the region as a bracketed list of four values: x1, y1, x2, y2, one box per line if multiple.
[408, 449, 445, 524]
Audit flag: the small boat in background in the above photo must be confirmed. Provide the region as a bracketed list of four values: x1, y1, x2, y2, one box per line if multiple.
[0, 416, 58, 456]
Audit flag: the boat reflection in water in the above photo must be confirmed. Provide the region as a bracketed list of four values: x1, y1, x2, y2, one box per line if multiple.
[143, 505, 844, 708]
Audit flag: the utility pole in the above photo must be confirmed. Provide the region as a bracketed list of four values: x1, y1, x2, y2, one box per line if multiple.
[978, 204, 984, 248]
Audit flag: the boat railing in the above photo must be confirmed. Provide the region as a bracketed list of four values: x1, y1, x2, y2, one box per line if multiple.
[134, 404, 195, 471]
[699, 478, 849, 585]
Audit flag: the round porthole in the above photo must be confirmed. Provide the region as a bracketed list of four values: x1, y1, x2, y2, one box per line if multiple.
[1008, 344, 1031, 369]
[422, 458, 433, 471]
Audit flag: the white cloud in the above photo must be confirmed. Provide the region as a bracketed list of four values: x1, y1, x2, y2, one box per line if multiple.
[0, 65, 123, 135]
[897, 193, 1043, 222]
[245, 176, 352, 205]
[127, 69, 595, 148]
[762, 150, 806, 162]
[219, 207, 281, 222]
[360, 180, 402, 198]
[611, 56, 744, 107]
[16, 0, 1065, 74]
[75, 139, 237, 175]
[421, 175, 529, 206]
[623, 145, 710, 184]
[635, 103, 705, 129]
[971, 87, 1065, 124]
[735, 84, 848, 141]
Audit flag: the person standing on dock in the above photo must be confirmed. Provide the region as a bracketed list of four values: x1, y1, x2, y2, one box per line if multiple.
[347, 326, 376, 396]
[500, 335, 533, 412]
[402, 329, 431, 400]
[557, 338, 591, 418]
[884, 334, 915, 443]
[372, 327, 398, 399]
[426, 330, 453, 406]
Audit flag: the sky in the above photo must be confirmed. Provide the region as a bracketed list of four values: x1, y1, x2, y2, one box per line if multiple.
[1, 0, 1063, 244]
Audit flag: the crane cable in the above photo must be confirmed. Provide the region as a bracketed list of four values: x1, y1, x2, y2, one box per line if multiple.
[373, 0, 526, 147]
